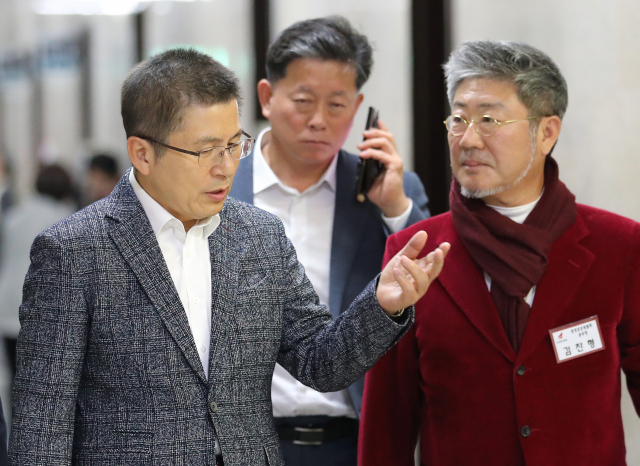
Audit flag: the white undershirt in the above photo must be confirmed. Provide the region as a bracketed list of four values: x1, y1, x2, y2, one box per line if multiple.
[484, 194, 542, 306]
[129, 170, 219, 378]
[254, 127, 412, 418]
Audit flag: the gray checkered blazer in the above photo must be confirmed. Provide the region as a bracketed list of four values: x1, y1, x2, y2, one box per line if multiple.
[9, 171, 412, 465]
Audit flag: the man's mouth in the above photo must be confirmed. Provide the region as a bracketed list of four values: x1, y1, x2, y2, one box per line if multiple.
[301, 139, 330, 146]
[461, 158, 491, 168]
[206, 187, 228, 201]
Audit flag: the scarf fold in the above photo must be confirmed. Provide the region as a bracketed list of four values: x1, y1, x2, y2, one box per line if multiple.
[449, 156, 577, 352]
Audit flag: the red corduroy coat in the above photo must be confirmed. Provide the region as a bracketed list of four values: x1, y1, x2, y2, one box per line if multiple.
[359, 204, 640, 466]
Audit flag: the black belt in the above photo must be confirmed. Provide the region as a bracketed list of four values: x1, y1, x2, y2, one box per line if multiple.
[276, 417, 358, 445]
[215, 453, 224, 466]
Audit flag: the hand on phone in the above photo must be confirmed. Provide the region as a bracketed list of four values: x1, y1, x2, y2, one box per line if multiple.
[356, 107, 384, 202]
[356, 111, 411, 218]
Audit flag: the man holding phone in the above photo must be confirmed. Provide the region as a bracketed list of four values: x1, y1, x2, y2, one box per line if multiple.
[229, 15, 429, 466]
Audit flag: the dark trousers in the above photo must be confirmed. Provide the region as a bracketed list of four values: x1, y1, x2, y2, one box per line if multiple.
[275, 416, 358, 466]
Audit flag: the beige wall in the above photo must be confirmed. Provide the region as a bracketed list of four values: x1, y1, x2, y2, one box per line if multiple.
[451, 1, 640, 463]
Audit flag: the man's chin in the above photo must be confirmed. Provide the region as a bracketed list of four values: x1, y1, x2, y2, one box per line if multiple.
[460, 184, 507, 199]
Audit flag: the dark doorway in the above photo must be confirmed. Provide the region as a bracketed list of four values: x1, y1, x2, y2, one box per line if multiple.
[412, 0, 452, 215]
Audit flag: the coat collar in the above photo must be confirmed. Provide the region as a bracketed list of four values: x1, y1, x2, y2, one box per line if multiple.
[205, 199, 245, 384]
[103, 170, 208, 384]
[437, 211, 594, 364]
[437, 217, 517, 362]
[516, 213, 593, 364]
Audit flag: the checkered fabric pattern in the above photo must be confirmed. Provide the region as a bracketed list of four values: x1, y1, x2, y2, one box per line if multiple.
[8, 170, 413, 465]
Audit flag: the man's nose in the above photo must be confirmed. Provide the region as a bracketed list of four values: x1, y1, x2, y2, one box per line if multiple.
[458, 123, 485, 150]
[308, 104, 328, 130]
[212, 149, 236, 176]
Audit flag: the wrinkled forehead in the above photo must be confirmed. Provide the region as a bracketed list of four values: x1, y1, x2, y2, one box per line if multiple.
[280, 58, 359, 89]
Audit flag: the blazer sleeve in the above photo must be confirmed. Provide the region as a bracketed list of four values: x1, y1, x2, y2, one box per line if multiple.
[403, 171, 430, 227]
[358, 231, 423, 466]
[9, 233, 88, 465]
[620, 222, 640, 416]
[274, 220, 414, 393]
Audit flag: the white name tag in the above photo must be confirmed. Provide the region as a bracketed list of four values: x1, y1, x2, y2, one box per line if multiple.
[549, 316, 605, 364]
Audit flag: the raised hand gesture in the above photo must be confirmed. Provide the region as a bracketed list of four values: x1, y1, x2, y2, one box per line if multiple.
[376, 231, 450, 315]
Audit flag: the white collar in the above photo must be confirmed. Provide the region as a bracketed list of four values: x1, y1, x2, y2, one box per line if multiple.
[128, 169, 219, 237]
[253, 127, 338, 195]
[486, 191, 544, 225]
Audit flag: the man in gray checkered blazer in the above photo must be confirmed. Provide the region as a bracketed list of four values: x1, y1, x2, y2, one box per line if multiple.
[8, 49, 449, 466]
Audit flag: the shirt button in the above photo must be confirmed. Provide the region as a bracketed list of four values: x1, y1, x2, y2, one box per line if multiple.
[516, 365, 526, 376]
[210, 401, 218, 413]
[521, 426, 531, 437]
[200, 346, 207, 354]
[194, 297, 200, 304]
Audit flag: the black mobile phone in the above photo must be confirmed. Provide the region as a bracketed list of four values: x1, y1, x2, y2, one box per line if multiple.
[356, 107, 384, 202]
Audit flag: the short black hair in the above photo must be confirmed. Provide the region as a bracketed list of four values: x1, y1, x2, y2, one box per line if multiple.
[266, 16, 373, 90]
[121, 48, 242, 151]
[88, 153, 120, 177]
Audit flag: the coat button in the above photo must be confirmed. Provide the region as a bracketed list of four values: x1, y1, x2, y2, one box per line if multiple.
[210, 401, 218, 413]
[521, 425, 531, 437]
[516, 365, 526, 376]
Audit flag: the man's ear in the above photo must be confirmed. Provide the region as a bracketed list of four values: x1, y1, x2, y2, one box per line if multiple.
[538, 116, 562, 157]
[127, 136, 155, 176]
[257, 79, 274, 120]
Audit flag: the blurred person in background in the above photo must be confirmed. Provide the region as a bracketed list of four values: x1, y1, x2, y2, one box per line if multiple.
[0, 148, 14, 216]
[84, 152, 121, 205]
[359, 40, 640, 466]
[0, 164, 75, 379]
[229, 16, 430, 466]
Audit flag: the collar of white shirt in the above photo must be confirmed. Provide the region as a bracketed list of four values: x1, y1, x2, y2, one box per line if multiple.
[253, 127, 338, 195]
[128, 169, 220, 238]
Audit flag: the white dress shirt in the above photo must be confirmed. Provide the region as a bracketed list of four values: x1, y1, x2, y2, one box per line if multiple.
[253, 127, 412, 418]
[129, 170, 220, 378]
[484, 194, 542, 306]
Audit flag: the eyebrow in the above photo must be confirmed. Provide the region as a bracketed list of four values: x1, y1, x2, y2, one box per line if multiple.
[453, 102, 505, 110]
[196, 129, 242, 146]
[294, 86, 347, 97]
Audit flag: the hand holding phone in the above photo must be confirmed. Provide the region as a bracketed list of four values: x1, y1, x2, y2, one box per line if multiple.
[356, 107, 384, 202]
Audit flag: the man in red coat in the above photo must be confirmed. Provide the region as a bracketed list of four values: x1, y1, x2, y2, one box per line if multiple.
[359, 40, 640, 466]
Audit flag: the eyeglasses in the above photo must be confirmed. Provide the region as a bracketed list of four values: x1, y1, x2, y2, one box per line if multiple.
[443, 114, 539, 137]
[138, 131, 255, 167]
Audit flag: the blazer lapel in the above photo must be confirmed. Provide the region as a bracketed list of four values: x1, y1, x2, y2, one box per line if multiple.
[207, 205, 243, 382]
[517, 214, 594, 364]
[329, 152, 369, 318]
[437, 219, 517, 363]
[104, 173, 208, 384]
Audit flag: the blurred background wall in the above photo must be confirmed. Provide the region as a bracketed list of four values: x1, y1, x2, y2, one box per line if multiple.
[0, 0, 638, 462]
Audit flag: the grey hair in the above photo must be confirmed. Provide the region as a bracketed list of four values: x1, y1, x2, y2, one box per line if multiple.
[443, 41, 568, 121]
[266, 16, 373, 90]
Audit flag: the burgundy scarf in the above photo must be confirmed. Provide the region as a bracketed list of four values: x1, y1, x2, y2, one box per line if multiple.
[449, 157, 577, 353]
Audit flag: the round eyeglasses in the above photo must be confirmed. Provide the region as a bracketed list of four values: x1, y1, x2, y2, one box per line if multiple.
[443, 114, 539, 137]
[138, 131, 255, 167]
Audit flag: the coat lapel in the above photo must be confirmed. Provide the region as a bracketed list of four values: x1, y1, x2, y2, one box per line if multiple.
[207, 204, 243, 382]
[329, 152, 370, 318]
[437, 219, 517, 363]
[104, 172, 208, 384]
[516, 214, 594, 364]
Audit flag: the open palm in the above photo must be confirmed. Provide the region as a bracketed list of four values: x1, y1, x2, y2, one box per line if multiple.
[377, 231, 450, 315]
